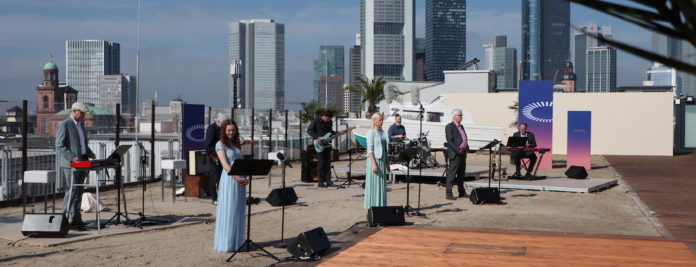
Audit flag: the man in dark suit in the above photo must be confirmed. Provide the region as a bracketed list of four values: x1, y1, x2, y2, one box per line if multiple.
[56, 102, 95, 230]
[444, 109, 468, 200]
[306, 110, 336, 187]
[205, 113, 228, 204]
[511, 122, 537, 178]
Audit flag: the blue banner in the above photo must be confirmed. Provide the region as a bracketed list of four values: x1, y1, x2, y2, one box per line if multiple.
[182, 104, 206, 160]
[567, 111, 591, 170]
[518, 80, 553, 169]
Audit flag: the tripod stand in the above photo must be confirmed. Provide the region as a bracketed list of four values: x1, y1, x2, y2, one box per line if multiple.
[104, 154, 131, 226]
[273, 153, 291, 248]
[398, 147, 420, 214]
[130, 141, 167, 228]
[226, 159, 278, 262]
[411, 102, 427, 217]
[336, 148, 359, 188]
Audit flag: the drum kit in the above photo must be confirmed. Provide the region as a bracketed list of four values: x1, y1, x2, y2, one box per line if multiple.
[388, 136, 438, 168]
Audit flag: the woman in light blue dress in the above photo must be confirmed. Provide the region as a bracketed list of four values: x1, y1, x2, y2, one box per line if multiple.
[364, 113, 388, 209]
[213, 120, 249, 253]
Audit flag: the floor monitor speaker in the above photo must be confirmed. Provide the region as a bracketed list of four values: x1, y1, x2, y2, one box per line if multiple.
[287, 227, 331, 258]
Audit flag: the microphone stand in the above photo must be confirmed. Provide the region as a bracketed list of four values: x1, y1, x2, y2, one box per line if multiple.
[411, 102, 426, 217]
[131, 141, 166, 228]
[273, 154, 291, 248]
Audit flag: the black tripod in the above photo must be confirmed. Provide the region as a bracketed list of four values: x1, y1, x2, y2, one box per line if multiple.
[104, 154, 131, 226]
[226, 159, 278, 262]
[398, 147, 420, 214]
[130, 141, 167, 228]
[273, 153, 291, 248]
[411, 103, 427, 217]
[336, 147, 358, 189]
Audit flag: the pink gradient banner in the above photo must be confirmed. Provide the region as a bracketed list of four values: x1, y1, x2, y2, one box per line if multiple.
[567, 111, 591, 170]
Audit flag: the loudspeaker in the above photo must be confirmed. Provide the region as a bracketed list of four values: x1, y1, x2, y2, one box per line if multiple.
[287, 227, 331, 258]
[266, 187, 298, 206]
[188, 150, 210, 175]
[301, 147, 318, 182]
[469, 187, 501, 204]
[21, 213, 69, 238]
[565, 166, 588, 179]
[367, 206, 405, 227]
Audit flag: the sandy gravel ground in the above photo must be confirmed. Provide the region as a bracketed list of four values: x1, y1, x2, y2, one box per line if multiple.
[0, 153, 662, 266]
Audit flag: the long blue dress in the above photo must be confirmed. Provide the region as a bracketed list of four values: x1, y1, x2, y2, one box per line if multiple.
[213, 141, 245, 253]
[364, 129, 388, 209]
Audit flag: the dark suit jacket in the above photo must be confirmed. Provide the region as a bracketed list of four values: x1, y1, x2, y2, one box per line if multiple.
[204, 122, 220, 155]
[445, 122, 468, 159]
[512, 131, 537, 148]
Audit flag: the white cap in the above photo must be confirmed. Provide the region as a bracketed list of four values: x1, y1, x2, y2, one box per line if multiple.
[71, 102, 88, 112]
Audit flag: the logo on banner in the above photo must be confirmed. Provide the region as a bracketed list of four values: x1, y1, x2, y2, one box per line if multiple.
[521, 101, 553, 123]
[185, 123, 206, 142]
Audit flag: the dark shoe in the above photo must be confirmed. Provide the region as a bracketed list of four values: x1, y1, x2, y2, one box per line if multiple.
[70, 220, 87, 227]
[446, 194, 457, 201]
[325, 181, 336, 187]
[511, 172, 521, 178]
[70, 224, 88, 231]
[458, 192, 468, 198]
[524, 173, 533, 179]
[317, 183, 326, 188]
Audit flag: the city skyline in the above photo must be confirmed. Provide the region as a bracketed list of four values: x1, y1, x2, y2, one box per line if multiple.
[0, 0, 657, 111]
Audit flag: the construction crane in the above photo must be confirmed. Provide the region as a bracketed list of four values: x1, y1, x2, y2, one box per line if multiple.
[457, 58, 481, 70]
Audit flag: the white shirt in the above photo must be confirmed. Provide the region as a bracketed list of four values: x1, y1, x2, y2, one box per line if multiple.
[72, 116, 86, 155]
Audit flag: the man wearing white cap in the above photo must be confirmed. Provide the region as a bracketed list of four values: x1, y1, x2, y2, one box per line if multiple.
[56, 102, 95, 230]
[205, 113, 228, 204]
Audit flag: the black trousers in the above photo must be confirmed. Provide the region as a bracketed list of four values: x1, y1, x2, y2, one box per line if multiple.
[208, 163, 222, 201]
[317, 148, 332, 184]
[445, 154, 466, 195]
[512, 150, 538, 173]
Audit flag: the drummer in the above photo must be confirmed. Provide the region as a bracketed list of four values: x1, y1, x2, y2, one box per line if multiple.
[388, 114, 407, 142]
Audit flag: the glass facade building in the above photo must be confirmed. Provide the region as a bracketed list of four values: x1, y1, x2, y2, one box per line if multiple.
[66, 40, 120, 107]
[313, 45, 344, 104]
[522, 0, 569, 82]
[361, 0, 415, 82]
[586, 46, 617, 92]
[575, 24, 612, 92]
[228, 19, 285, 110]
[484, 36, 517, 89]
[349, 41, 363, 113]
[425, 0, 466, 82]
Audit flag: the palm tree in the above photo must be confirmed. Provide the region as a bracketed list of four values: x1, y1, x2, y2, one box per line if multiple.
[508, 101, 519, 128]
[568, 0, 696, 75]
[300, 100, 344, 123]
[345, 76, 387, 119]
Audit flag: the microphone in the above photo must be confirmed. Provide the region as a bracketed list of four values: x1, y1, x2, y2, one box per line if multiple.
[276, 152, 292, 168]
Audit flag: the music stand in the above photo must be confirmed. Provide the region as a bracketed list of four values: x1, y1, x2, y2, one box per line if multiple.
[336, 147, 359, 189]
[103, 145, 132, 227]
[398, 147, 420, 215]
[226, 159, 278, 262]
[506, 136, 527, 147]
[481, 140, 501, 188]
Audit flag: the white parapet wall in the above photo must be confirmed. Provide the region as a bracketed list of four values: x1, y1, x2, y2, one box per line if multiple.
[440, 92, 674, 156]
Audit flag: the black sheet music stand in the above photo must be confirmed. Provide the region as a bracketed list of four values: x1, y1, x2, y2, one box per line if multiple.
[225, 159, 279, 262]
[398, 147, 422, 216]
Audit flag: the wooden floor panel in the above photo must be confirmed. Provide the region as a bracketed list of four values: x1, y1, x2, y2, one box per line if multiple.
[320, 228, 696, 267]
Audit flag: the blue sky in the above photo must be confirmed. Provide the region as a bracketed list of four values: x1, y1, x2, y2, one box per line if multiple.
[0, 0, 651, 111]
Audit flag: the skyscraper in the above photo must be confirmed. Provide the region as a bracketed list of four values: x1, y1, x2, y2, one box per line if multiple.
[228, 19, 285, 110]
[575, 24, 612, 91]
[349, 34, 363, 113]
[99, 74, 136, 114]
[586, 46, 617, 92]
[484, 36, 517, 89]
[415, 38, 426, 81]
[425, 0, 466, 82]
[313, 45, 344, 105]
[651, 32, 695, 97]
[66, 40, 120, 107]
[361, 0, 415, 82]
[521, 0, 570, 82]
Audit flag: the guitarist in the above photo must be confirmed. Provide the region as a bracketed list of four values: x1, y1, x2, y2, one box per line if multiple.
[205, 113, 228, 204]
[306, 110, 336, 187]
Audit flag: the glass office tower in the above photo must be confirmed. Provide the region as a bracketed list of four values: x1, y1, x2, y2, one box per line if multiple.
[521, 0, 569, 82]
[425, 0, 466, 82]
[66, 40, 120, 107]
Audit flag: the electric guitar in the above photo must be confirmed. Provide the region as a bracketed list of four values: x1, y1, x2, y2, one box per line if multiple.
[313, 127, 356, 153]
[209, 140, 254, 166]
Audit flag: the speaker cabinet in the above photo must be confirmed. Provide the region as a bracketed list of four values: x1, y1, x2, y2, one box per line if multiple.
[301, 147, 318, 182]
[21, 213, 69, 238]
[367, 206, 405, 227]
[469, 187, 501, 204]
[188, 150, 210, 176]
[287, 227, 331, 258]
[565, 166, 588, 179]
[266, 187, 298, 206]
